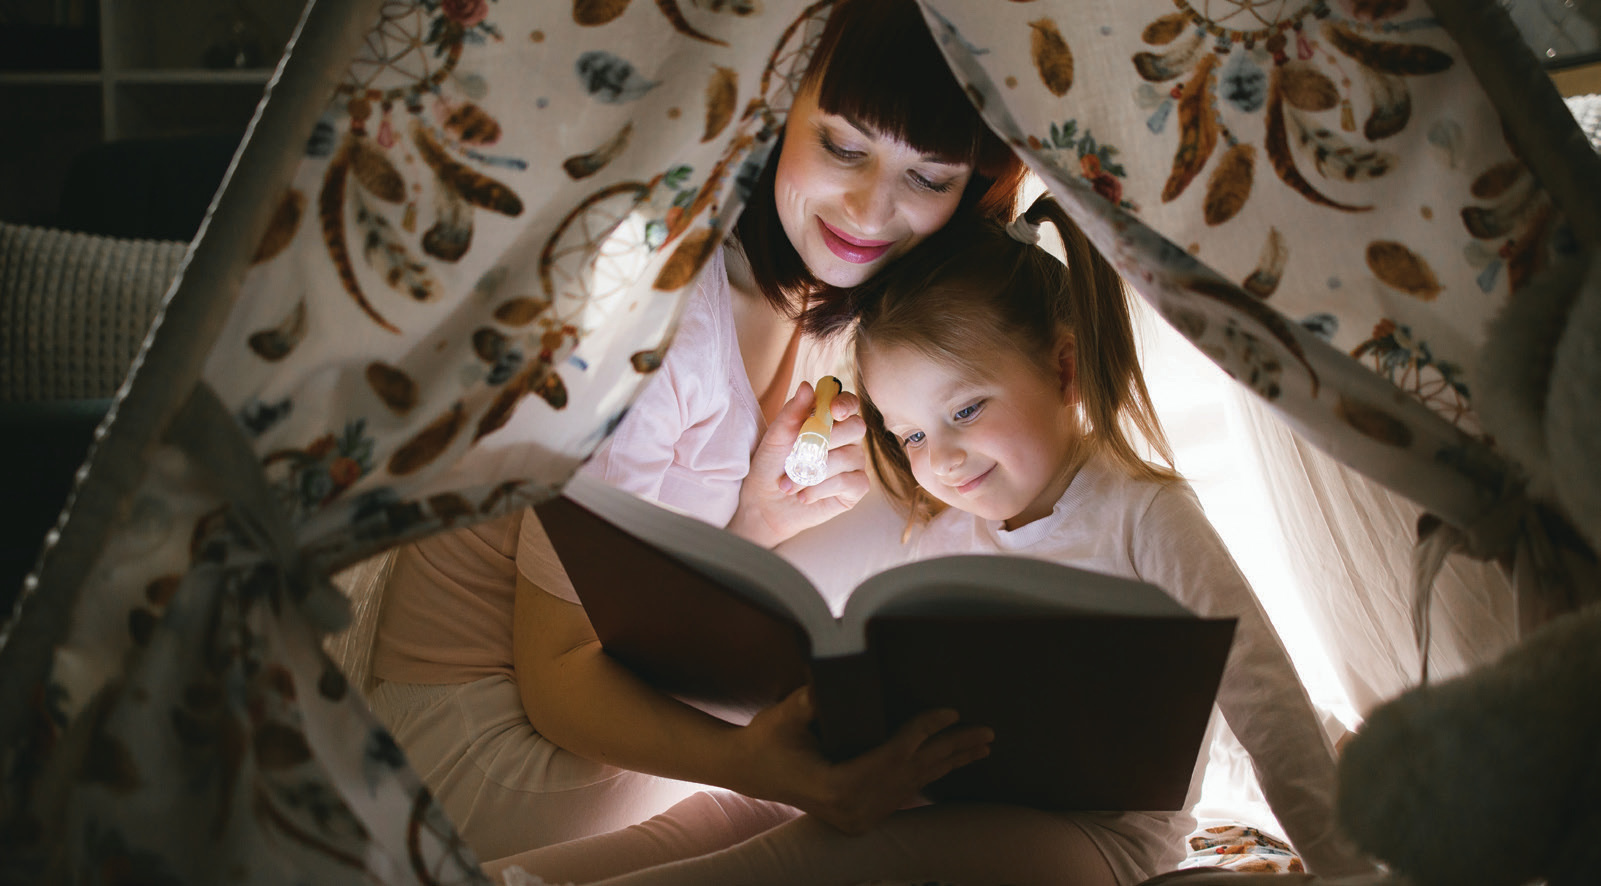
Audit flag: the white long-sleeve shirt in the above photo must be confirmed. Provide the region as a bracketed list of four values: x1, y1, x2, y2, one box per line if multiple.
[905, 451, 1375, 880]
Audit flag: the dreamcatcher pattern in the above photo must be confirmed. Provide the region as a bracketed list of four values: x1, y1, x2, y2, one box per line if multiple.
[920, 0, 1531, 526]
[4, 1, 838, 882]
[9, 2, 1584, 883]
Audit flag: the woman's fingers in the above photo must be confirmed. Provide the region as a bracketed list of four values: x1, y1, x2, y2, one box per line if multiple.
[916, 725, 994, 785]
[754, 381, 817, 468]
[888, 707, 962, 750]
[795, 447, 868, 505]
[883, 708, 993, 788]
[828, 390, 861, 422]
[826, 412, 867, 449]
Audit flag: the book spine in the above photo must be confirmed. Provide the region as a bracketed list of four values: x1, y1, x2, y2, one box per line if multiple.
[810, 653, 886, 761]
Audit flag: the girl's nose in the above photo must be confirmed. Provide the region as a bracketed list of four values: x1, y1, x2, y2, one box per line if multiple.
[931, 437, 965, 478]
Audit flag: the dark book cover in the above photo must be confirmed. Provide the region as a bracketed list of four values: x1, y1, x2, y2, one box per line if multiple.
[536, 478, 1236, 811]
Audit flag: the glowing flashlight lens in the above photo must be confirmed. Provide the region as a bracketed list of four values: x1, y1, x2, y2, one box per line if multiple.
[784, 433, 829, 487]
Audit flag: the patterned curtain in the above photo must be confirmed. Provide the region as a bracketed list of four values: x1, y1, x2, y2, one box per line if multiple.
[1, 0, 1595, 881]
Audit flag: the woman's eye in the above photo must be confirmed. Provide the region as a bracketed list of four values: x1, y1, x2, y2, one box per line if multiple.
[901, 430, 925, 448]
[819, 130, 861, 160]
[953, 402, 982, 421]
[910, 171, 956, 194]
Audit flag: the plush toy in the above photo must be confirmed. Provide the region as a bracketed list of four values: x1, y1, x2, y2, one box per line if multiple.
[1329, 93, 1601, 886]
[1143, 604, 1601, 886]
[1334, 600, 1601, 886]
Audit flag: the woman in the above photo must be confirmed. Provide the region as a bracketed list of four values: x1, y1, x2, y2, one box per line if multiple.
[367, 0, 1027, 863]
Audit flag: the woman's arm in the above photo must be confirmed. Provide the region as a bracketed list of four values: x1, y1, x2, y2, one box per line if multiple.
[512, 576, 992, 835]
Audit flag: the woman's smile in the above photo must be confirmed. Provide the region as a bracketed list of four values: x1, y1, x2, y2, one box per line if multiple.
[818, 219, 894, 263]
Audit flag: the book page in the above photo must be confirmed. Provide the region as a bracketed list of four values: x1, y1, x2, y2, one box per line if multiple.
[775, 485, 916, 617]
[828, 555, 1193, 655]
[562, 472, 841, 641]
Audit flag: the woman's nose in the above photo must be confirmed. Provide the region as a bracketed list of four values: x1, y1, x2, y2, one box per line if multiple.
[841, 169, 894, 233]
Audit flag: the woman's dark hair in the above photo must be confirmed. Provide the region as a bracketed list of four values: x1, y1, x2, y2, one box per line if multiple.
[850, 194, 1177, 525]
[733, 0, 1026, 317]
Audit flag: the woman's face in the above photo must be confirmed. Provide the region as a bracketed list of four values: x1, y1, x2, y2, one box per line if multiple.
[774, 84, 973, 289]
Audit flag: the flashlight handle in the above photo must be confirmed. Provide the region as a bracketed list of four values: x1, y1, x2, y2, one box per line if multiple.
[799, 376, 842, 437]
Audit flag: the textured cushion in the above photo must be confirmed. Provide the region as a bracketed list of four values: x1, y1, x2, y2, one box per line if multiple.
[0, 222, 187, 401]
[1566, 92, 1601, 150]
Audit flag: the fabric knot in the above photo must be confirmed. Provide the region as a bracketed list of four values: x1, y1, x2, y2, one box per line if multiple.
[166, 384, 351, 634]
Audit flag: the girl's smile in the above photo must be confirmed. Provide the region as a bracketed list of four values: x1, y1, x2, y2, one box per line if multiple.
[862, 341, 1082, 530]
[955, 466, 993, 495]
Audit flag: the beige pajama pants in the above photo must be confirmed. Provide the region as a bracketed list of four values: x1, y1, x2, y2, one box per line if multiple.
[368, 675, 706, 862]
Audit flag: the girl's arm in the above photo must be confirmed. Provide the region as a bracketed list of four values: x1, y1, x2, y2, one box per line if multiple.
[511, 575, 993, 835]
[1134, 484, 1378, 877]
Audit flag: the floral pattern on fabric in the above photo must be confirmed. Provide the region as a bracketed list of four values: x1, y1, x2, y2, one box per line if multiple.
[2, 0, 1594, 883]
[1180, 823, 1306, 873]
[2, 1, 836, 882]
[932, 0, 1578, 443]
[920, 0, 1531, 522]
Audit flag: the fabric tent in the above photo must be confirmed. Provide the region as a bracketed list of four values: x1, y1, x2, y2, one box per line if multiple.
[2, 0, 1598, 881]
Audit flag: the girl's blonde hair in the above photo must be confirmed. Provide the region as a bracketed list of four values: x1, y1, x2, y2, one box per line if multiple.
[850, 194, 1177, 525]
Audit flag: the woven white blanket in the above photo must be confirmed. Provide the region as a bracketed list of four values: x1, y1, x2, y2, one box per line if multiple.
[0, 222, 187, 401]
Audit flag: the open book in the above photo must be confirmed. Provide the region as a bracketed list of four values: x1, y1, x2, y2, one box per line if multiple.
[534, 472, 1237, 812]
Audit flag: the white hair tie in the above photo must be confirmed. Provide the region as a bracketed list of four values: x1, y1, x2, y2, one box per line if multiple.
[1006, 214, 1040, 246]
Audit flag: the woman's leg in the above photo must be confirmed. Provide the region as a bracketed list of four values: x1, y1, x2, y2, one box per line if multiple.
[483, 790, 801, 884]
[495, 802, 1120, 886]
[370, 676, 705, 861]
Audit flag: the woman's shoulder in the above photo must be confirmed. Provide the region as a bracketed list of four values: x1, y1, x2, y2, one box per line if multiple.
[649, 244, 742, 401]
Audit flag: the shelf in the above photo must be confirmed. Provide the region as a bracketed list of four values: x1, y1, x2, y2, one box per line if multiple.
[110, 68, 275, 86]
[1, 0, 299, 228]
[111, 79, 268, 140]
[0, 71, 103, 85]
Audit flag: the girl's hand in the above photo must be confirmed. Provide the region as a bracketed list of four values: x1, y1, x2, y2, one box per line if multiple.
[726, 381, 871, 548]
[735, 686, 994, 835]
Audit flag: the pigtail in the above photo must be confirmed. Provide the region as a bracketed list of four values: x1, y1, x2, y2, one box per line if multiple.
[1024, 195, 1176, 480]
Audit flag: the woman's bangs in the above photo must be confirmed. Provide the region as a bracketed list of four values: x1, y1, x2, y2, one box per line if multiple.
[810, 5, 986, 167]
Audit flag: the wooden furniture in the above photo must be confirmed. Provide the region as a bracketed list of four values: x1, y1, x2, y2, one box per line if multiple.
[0, 0, 303, 227]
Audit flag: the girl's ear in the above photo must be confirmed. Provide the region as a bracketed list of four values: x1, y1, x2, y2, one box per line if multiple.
[1054, 328, 1077, 402]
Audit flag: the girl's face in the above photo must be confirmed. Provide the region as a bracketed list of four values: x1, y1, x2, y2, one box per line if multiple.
[774, 84, 973, 289]
[863, 340, 1081, 530]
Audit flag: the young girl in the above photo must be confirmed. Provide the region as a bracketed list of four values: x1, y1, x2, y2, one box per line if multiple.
[484, 196, 1378, 885]
[848, 195, 1377, 882]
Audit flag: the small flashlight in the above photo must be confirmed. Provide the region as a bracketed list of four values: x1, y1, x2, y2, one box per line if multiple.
[783, 376, 842, 488]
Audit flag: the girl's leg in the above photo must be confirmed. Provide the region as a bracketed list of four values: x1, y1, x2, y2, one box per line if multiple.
[483, 790, 801, 884]
[500, 803, 1120, 886]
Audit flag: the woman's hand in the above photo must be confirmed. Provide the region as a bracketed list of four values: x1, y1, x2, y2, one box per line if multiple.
[734, 686, 993, 835]
[726, 381, 871, 548]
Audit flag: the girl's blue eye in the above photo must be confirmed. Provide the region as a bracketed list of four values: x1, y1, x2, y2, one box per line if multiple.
[954, 401, 982, 421]
[901, 430, 925, 447]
